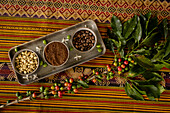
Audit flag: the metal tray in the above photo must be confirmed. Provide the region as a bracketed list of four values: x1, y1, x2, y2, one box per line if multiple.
[8, 20, 106, 85]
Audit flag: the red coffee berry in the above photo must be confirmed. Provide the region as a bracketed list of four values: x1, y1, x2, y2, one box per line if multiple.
[118, 58, 121, 62]
[68, 83, 72, 87]
[32, 93, 37, 98]
[78, 76, 82, 79]
[131, 60, 135, 63]
[67, 86, 71, 90]
[112, 71, 115, 74]
[55, 86, 60, 90]
[121, 64, 126, 68]
[52, 90, 57, 95]
[107, 67, 111, 71]
[118, 66, 122, 71]
[73, 89, 78, 93]
[106, 64, 110, 68]
[95, 71, 99, 75]
[124, 60, 128, 65]
[64, 82, 68, 87]
[69, 78, 74, 83]
[58, 91, 62, 98]
[92, 79, 97, 83]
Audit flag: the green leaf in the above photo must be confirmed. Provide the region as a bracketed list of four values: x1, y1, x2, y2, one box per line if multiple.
[152, 49, 165, 62]
[144, 11, 152, 35]
[132, 55, 154, 69]
[147, 93, 156, 101]
[107, 28, 118, 40]
[110, 39, 119, 48]
[109, 40, 115, 53]
[157, 84, 165, 94]
[142, 71, 163, 81]
[77, 80, 89, 88]
[139, 14, 146, 36]
[115, 31, 126, 46]
[142, 32, 159, 46]
[164, 35, 170, 58]
[148, 16, 158, 34]
[125, 82, 144, 100]
[128, 64, 146, 77]
[132, 83, 146, 95]
[119, 49, 124, 58]
[139, 85, 160, 100]
[161, 61, 170, 69]
[127, 39, 135, 50]
[123, 15, 137, 39]
[153, 63, 165, 71]
[133, 48, 150, 56]
[144, 11, 152, 20]
[131, 16, 142, 43]
[158, 19, 168, 39]
[111, 15, 122, 34]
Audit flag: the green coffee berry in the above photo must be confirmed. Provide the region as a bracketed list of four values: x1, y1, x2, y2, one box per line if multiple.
[68, 90, 71, 94]
[77, 84, 81, 88]
[15, 48, 18, 52]
[60, 87, 64, 91]
[54, 94, 58, 98]
[97, 48, 102, 52]
[67, 35, 71, 39]
[40, 86, 44, 92]
[45, 95, 49, 99]
[96, 44, 101, 48]
[18, 95, 23, 100]
[72, 85, 76, 89]
[7, 100, 10, 104]
[40, 61, 43, 66]
[69, 47, 73, 51]
[16, 92, 20, 97]
[54, 83, 57, 86]
[128, 57, 132, 61]
[43, 40, 47, 45]
[45, 87, 49, 91]
[107, 75, 110, 80]
[43, 63, 48, 67]
[44, 90, 48, 95]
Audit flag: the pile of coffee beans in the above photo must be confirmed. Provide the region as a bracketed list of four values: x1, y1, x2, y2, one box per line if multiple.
[72, 30, 95, 51]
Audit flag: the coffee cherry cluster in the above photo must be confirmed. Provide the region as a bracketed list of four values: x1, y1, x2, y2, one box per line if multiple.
[13, 77, 88, 105]
[92, 64, 115, 83]
[113, 57, 137, 74]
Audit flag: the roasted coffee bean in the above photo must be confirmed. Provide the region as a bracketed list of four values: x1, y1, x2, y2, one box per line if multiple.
[86, 31, 89, 33]
[72, 30, 95, 51]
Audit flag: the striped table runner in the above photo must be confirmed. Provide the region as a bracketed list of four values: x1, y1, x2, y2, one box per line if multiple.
[0, 81, 170, 113]
[0, 0, 170, 112]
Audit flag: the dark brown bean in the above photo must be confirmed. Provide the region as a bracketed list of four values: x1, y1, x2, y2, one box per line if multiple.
[72, 30, 95, 51]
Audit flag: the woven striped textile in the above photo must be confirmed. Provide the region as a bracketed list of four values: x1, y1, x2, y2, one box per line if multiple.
[1, 81, 170, 113]
[0, 0, 170, 112]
